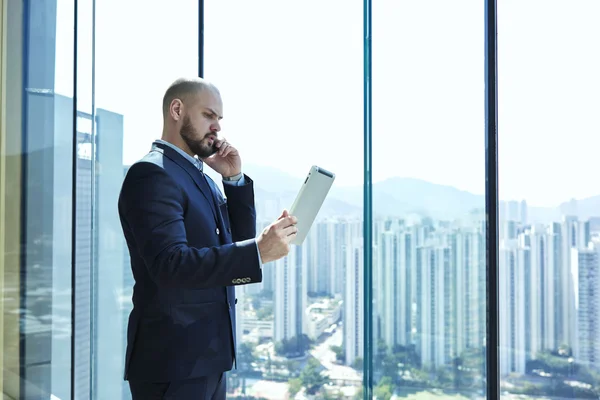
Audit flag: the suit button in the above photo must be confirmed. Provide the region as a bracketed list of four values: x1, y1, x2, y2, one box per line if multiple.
[216, 228, 220, 235]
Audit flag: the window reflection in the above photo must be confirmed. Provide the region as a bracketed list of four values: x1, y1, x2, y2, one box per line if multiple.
[1, 0, 75, 398]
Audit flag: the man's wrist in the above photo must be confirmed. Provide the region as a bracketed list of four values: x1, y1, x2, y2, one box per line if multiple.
[223, 172, 243, 182]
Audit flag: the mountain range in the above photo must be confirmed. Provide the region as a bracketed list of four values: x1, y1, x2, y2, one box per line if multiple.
[237, 163, 600, 224]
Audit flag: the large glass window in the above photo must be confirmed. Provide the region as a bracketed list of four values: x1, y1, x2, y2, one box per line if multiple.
[204, 0, 363, 398]
[498, 1, 600, 398]
[372, 1, 487, 398]
[92, 1, 198, 399]
[1, 0, 75, 398]
[16, 1, 600, 399]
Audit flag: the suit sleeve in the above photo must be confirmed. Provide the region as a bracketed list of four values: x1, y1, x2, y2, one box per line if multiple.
[222, 174, 258, 242]
[119, 162, 262, 289]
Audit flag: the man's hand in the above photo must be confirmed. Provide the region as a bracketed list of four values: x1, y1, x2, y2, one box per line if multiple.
[256, 210, 298, 264]
[202, 138, 242, 178]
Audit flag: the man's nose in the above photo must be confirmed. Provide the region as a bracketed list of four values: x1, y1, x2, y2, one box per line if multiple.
[211, 122, 221, 132]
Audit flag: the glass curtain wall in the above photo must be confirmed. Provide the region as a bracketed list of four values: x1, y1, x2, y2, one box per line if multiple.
[203, 0, 364, 398]
[498, 1, 600, 399]
[10, 1, 600, 400]
[92, 1, 199, 399]
[1, 0, 75, 399]
[371, 1, 487, 399]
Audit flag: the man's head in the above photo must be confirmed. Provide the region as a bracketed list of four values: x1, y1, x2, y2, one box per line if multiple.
[161, 77, 223, 158]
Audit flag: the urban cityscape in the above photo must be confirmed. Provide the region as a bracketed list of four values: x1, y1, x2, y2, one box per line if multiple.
[218, 202, 600, 399]
[5, 1, 599, 400]
[66, 104, 600, 400]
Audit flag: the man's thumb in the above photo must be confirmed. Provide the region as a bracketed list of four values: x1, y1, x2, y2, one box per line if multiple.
[279, 209, 289, 220]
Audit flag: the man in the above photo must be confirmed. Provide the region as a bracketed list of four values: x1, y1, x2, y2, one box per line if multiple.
[118, 77, 297, 399]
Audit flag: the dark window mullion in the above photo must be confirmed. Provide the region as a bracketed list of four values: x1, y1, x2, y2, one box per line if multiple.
[484, 0, 499, 399]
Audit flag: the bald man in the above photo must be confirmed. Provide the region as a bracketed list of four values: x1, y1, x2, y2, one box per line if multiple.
[118, 77, 297, 399]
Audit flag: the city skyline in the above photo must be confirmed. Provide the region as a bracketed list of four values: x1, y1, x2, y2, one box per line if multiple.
[236, 207, 600, 397]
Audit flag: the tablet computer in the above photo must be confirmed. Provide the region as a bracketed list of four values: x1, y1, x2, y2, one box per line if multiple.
[289, 165, 336, 245]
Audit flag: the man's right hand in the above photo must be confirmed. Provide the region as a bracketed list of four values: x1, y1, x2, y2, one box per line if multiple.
[256, 210, 298, 264]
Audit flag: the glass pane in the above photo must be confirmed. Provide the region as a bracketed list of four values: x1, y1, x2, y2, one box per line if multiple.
[1, 0, 75, 398]
[93, 0, 198, 399]
[372, 1, 487, 398]
[498, 1, 600, 398]
[74, 0, 95, 398]
[204, 0, 363, 398]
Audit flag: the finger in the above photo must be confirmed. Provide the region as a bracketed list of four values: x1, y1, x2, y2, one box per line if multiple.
[282, 225, 298, 237]
[218, 142, 229, 156]
[278, 209, 289, 220]
[275, 215, 297, 229]
[222, 146, 235, 157]
[284, 231, 298, 243]
[214, 138, 226, 151]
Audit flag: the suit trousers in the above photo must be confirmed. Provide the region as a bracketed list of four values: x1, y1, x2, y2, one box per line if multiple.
[129, 372, 226, 400]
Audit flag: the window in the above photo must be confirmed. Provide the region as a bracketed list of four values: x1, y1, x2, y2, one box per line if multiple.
[92, 1, 199, 399]
[372, 1, 487, 398]
[498, 1, 600, 398]
[8, 1, 600, 399]
[204, 0, 363, 398]
[1, 0, 75, 398]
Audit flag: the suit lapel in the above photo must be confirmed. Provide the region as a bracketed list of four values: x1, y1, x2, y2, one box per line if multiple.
[152, 143, 219, 224]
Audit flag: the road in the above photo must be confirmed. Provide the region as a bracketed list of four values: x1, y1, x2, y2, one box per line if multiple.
[310, 326, 362, 385]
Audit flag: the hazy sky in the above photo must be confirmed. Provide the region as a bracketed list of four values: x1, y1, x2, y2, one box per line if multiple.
[54, 0, 600, 207]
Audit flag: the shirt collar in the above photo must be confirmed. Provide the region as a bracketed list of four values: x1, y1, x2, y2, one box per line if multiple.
[153, 139, 203, 172]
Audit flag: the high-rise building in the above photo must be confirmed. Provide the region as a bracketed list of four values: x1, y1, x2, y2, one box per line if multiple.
[499, 217, 599, 377]
[397, 228, 414, 346]
[274, 245, 307, 344]
[344, 238, 364, 366]
[499, 244, 526, 375]
[572, 247, 600, 368]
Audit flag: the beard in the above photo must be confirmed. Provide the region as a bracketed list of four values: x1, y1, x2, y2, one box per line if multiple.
[179, 115, 217, 158]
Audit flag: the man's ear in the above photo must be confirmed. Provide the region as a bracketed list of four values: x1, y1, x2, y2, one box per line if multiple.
[170, 99, 184, 121]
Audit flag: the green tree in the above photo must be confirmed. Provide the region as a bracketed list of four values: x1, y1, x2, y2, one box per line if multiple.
[375, 340, 388, 371]
[374, 376, 394, 400]
[256, 304, 273, 320]
[300, 358, 328, 395]
[352, 357, 363, 371]
[392, 344, 421, 369]
[237, 342, 255, 370]
[330, 345, 344, 363]
[288, 378, 302, 397]
[286, 360, 301, 377]
[381, 352, 398, 382]
[276, 334, 312, 357]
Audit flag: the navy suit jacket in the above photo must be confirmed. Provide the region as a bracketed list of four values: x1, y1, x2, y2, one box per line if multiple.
[118, 142, 262, 382]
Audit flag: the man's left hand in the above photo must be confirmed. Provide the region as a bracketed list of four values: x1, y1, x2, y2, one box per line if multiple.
[202, 138, 242, 178]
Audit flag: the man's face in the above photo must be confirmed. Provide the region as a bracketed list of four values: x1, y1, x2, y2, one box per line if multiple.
[179, 88, 223, 158]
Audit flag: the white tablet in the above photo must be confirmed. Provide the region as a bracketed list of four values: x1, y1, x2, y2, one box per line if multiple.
[289, 165, 336, 245]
